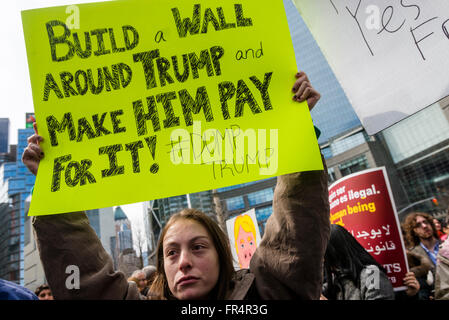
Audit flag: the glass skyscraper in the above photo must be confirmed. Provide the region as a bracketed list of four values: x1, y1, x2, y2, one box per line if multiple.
[0, 128, 35, 285]
[284, 0, 361, 145]
[0, 118, 9, 154]
[381, 100, 449, 212]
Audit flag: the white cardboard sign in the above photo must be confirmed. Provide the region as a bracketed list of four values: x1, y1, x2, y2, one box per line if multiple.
[293, 0, 449, 134]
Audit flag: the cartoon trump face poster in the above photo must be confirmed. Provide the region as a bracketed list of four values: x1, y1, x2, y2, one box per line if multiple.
[226, 209, 262, 270]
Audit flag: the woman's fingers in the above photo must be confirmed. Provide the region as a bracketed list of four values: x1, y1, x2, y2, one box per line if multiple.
[22, 147, 40, 176]
[28, 143, 44, 158]
[293, 84, 321, 111]
[403, 273, 419, 289]
[292, 72, 309, 93]
[27, 133, 43, 146]
[23, 144, 43, 162]
[23, 130, 44, 176]
[295, 71, 309, 81]
[295, 80, 310, 100]
[292, 72, 320, 111]
[305, 88, 321, 111]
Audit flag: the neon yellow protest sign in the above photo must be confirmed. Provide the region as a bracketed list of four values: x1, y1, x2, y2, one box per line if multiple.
[22, 0, 323, 216]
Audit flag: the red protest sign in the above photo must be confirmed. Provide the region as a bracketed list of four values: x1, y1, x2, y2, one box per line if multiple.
[329, 167, 409, 291]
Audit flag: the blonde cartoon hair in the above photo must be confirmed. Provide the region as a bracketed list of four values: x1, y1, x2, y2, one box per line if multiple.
[234, 214, 257, 255]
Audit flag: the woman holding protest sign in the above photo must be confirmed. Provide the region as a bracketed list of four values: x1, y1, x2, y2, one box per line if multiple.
[22, 72, 329, 300]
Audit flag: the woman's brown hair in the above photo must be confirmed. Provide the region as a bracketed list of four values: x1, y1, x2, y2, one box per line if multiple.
[149, 208, 235, 300]
[403, 212, 439, 248]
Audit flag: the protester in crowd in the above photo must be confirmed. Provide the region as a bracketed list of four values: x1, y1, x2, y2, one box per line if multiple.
[401, 223, 433, 290]
[132, 270, 147, 294]
[433, 218, 446, 241]
[0, 279, 38, 300]
[23, 71, 330, 300]
[435, 238, 449, 299]
[386, 219, 421, 300]
[322, 224, 395, 300]
[142, 265, 157, 297]
[403, 212, 441, 299]
[34, 283, 54, 300]
[127, 270, 148, 299]
[401, 224, 412, 249]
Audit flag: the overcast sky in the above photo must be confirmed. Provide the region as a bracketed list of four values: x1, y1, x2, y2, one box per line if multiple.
[0, 0, 146, 251]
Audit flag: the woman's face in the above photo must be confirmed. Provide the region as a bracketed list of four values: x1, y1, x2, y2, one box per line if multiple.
[433, 219, 441, 231]
[37, 289, 53, 300]
[163, 219, 220, 300]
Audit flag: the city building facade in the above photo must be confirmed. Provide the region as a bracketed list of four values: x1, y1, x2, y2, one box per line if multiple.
[285, 0, 449, 220]
[86, 207, 115, 258]
[112, 206, 140, 276]
[214, 179, 276, 236]
[284, 0, 361, 145]
[321, 126, 408, 209]
[380, 98, 449, 219]
[0, 127, 35, 285]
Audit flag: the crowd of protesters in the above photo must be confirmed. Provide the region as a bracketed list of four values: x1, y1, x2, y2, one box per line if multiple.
[127, 266, 157, 299]
[402, 214, 449, 300]
[320, 213, 449, 300]
[1, 71, 448, 301]
[4, 211, 446, 301]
